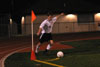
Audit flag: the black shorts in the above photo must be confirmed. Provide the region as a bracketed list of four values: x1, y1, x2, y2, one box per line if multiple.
[39, 33, 53, 43]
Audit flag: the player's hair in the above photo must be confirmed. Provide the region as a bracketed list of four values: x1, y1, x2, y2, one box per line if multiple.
[47, 12, 53, 16]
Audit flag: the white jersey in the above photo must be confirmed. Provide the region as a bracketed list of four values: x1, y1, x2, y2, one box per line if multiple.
[40, 17, 57, 33]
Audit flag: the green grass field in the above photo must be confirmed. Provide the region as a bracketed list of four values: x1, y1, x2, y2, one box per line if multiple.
[5, 39, 100, 67]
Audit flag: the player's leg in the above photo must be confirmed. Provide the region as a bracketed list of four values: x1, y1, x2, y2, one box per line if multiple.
[44, 33, 53, 53]
[35, 42, 41, 53]
[46, 40, 54, 50]
[44, 40, 54, 54]
[35, 33, 45, 53]
[46, 33, 53, 50]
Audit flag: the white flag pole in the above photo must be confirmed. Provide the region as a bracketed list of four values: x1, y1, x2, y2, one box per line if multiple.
[31, 22, 34, 51]
[31, 10, 36, 60]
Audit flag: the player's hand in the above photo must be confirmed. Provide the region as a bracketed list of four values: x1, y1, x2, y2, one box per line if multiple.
[37, 32, 40, 36]
[60, 13, 64, 15]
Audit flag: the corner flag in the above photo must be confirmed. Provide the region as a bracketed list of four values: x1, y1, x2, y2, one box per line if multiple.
[31, 10, 36, 60]
[31, 10, 36, 23]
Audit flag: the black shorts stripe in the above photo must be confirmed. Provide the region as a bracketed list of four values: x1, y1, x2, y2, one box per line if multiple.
[39, 33, 52, 43]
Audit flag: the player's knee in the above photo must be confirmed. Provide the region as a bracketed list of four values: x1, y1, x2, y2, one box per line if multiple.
[37, 42, 41, 46]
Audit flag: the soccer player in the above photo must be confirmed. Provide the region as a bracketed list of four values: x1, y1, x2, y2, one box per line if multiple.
[35, 13, 64, 54]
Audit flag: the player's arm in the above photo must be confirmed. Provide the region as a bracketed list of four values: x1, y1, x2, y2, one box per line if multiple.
[55, 13, 64, 19]
[37, 20, 46, 36]
[37, 28, 42, 36]
[52, 13, 64, 23]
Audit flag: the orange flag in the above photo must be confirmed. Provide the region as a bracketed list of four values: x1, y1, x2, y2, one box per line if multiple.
[31, 10, 36, 23]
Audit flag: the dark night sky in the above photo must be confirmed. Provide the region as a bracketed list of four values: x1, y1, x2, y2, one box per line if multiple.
[0, 0, 100, 20]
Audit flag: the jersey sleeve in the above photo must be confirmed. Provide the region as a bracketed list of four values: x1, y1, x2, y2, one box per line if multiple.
[52, 17, 57, 23]
[39, 20, 46, 29]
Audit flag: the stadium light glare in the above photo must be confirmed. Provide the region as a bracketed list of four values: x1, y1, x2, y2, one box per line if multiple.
[66, 14, 76, 18]
[94, 13, 100, 22]
[21, 16, 25, 24]
[95, 13, 100, 17]
[10, 18, 12, 24]
[65, 14, 77, 22]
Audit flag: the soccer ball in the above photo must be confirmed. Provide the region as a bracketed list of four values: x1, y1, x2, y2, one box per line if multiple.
[57, 51, 64, 58]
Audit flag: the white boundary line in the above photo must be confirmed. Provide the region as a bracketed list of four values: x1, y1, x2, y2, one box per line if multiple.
[0, 46, 30, 67]
[0, 45, 30, 54]
[0, 41, 30, 48]
[0, 42, 28, 49]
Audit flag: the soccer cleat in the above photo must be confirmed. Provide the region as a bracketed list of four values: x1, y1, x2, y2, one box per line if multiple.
[35, 50, 38, 54]
[35, 53, 38, 56]
[35, 46, 40, 54]
[35, 50, 39, 56]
